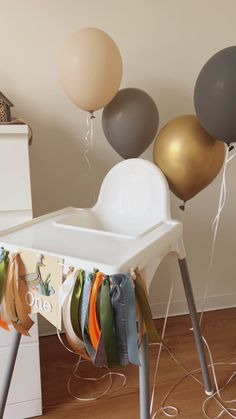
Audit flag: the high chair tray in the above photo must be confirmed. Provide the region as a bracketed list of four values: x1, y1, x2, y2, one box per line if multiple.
[0, 207, 182, 274]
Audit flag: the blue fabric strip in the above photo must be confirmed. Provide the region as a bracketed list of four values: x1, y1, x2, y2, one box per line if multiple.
[123, 273, 140, 366]
[79, 272, 95, 360]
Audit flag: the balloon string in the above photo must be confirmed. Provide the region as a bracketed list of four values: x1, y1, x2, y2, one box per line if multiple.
[150, 335, 236, 419]
[150, 276, 176, 416]
[68, 358, 127, 402]
[83, 113, 96, 203]
[178, 204, 186, 225]
[199, 145, 235, 326]
[210, 146, 235, 267]
[56, 328, 127, 402]
[202, 337, 236, 419]
[179, 201, 186, 212]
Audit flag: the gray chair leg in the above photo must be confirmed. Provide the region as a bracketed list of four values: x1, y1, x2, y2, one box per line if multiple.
[0, 329, 21, 419]
[178, 258, 213, 395]
[139, 333, 150, 419]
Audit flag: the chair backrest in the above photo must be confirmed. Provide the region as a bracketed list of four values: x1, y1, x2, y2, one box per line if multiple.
[94, 158, 171, 237]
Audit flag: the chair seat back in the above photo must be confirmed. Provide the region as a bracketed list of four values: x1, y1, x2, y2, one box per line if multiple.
[94, 159, 171, 237]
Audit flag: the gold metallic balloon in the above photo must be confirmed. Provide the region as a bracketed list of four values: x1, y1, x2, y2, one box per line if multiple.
[153, 115, 226, 201]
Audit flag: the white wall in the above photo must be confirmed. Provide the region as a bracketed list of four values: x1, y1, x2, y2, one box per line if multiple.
[1, 0, 236, 327]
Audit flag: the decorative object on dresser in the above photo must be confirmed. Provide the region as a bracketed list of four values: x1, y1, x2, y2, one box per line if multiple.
[0, 92, 13, 123]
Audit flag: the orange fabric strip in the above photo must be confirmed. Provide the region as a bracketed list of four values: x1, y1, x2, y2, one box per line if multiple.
[89, 272, 103, 350]
[0, 314, 9, 331]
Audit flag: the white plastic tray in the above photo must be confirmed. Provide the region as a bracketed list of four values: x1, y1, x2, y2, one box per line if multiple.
[0, 207, 182, 274]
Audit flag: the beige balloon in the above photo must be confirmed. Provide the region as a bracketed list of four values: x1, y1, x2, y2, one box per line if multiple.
[153, 115, 226, 202]
[59, 27, 123, 112]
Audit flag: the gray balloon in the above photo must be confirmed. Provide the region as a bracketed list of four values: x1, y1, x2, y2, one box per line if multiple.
[102, 88, 159, 158]
[194, 46, 236, 144]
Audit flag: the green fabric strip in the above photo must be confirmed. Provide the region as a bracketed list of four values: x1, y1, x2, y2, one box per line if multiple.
[100, 277, 119, 367]
[70, 270, 84, 340]
[134, 274, 160, 343]
[0, 248, 9, 303]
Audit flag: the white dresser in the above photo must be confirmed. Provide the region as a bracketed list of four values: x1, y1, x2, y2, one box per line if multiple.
[0, 125, 42, 418]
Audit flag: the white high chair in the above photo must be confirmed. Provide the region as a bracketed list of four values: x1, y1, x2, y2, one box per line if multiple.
[0, 158, 212, 419]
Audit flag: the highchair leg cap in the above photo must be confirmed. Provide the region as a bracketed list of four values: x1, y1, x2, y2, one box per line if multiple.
[205, 389, 214, 396]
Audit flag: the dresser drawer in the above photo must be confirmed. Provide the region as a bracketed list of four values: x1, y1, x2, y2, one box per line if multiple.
[0, 126, 32, 211]
[0, 342, 42, 405]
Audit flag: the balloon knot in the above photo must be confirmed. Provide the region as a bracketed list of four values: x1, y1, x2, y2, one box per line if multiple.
[179, 202, 186, 211]
[90, 112, 95, 119]
[228, 144, 234, 152]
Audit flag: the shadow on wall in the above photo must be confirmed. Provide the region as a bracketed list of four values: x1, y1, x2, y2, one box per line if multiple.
[137, 77, 194, 131]
[139, 78, 193, 170]
[28, 116, 106, 217]
[148, 252, 182, 318]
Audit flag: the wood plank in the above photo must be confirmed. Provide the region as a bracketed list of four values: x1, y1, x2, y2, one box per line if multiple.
[34, 308, 236, 419]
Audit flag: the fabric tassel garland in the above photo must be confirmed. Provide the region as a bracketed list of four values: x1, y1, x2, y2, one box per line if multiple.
[0, 247, 159, 368]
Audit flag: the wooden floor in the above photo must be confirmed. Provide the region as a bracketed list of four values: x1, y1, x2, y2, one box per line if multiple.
[35, 308, 236, 419]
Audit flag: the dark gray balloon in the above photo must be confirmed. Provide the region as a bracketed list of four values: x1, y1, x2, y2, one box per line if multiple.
[194, 46, 236, 144]
[102, 88, 159, 158]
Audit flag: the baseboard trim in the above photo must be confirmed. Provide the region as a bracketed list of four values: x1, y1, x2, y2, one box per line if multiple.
[150, 292, 236, 319]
